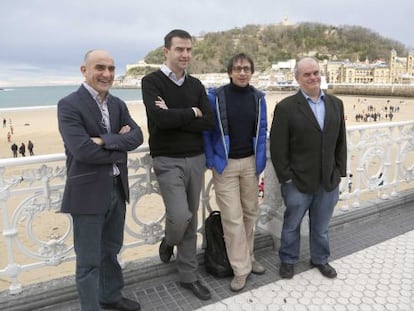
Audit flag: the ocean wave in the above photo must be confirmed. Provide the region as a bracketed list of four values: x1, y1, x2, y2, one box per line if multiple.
[0, 105, 56, 112]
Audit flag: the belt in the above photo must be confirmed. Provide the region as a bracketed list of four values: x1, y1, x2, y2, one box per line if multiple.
[113, 175, 121, 185]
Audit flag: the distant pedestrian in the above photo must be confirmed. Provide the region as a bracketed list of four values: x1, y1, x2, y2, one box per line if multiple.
[7, 132, 11, 142]
[258, 177, 265, 198]
[10, 125, 13, 135]
[28, 140, 34, 156]
[19, 143, 26, 157]
[3, 118, 6, 128]
[11, 143, 18, 157]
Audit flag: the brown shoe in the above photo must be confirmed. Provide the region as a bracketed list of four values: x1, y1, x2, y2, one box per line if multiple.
[230, 274, 249, 292]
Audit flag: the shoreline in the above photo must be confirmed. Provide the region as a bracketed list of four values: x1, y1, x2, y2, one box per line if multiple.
[0, 100, 143, 113]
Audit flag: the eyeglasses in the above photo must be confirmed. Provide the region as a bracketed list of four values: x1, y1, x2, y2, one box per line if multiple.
[232, 66, 252, 73]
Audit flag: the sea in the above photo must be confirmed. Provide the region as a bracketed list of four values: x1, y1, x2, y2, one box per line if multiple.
[0, 85, 142, 111]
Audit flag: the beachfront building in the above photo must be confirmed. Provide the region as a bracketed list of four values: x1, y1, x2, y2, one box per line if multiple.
[114, 60, 162, 88]
[270, 59, 296, 83]
[322, 60, 343, 84]
[325, 50, 414, 84]
[119, 49, 414, 89]
[125, 60, 160, 72]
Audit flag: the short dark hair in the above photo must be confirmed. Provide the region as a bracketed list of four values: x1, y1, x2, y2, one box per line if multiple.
[227, 53, 255, 74]
[164, 29, 192, 49]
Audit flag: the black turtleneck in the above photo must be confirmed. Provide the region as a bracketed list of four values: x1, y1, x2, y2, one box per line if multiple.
[224, 83, 256, 159]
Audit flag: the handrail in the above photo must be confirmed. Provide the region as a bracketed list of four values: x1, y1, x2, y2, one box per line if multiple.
[1, 122, 414, 294]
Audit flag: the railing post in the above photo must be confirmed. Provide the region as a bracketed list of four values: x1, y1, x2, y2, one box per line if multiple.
[0, 166, 22, 294]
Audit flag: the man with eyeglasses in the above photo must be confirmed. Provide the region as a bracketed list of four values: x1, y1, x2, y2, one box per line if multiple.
[203, 53, 268, 292]
[58, 49, 143, 311]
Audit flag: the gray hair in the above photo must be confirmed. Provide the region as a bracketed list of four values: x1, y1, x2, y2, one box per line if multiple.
[294, 57, 319, 79]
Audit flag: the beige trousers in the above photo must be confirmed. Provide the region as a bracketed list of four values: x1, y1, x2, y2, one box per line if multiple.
[213, 156, 259, 276]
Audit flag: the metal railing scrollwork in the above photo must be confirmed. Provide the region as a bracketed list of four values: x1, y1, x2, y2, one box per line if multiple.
[1, 122, 414, 294]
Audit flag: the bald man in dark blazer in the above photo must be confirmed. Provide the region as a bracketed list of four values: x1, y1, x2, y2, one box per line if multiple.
[58, 50, 143, 311]
[270, 57, 347, 280]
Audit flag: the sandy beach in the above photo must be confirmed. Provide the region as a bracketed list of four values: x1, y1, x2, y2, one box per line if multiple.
[0, 91, 413, 159]
[0, 91, 414, 291]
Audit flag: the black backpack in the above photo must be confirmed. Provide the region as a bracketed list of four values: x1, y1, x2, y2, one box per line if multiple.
[204, 210, 233, 277]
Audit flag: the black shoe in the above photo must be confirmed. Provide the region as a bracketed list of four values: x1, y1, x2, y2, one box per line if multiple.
[180, 280, 211, 300]
[159, 237, 174, 263]
[279, 262, 294, 279]
[100, 297, 141, 311]
[310, 261, 337, 278]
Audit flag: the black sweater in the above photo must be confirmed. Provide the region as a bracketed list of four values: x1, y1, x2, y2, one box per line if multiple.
[141, 70, 214, 157]
[224, 83, 256, 159]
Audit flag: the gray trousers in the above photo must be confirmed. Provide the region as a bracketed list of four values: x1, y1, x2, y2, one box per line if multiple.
[152, 154, 205, 283]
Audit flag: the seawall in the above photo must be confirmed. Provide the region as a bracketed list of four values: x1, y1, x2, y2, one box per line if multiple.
[328, 84, 414, 97]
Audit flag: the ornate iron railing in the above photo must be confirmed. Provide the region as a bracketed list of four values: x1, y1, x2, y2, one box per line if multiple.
[1, 121, 414, 294]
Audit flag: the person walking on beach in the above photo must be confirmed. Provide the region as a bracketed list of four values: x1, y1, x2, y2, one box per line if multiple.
[27, 140, 34, 156]
[19, 142, 26, 157]
[141, 29, 215, 301]
[11, 143, 18, 157]
[7, 131, 11, 142]
[3, 118, 6, 128]
[203, 53, 267, 292]
[57, 49, 143, 311]
[270, 57, 347, 280]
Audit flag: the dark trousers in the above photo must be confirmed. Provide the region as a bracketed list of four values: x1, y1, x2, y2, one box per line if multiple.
[72, 182, 126, 311]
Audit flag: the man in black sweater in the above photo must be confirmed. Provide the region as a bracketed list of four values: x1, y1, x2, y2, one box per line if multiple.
[141, 29, 214, 300]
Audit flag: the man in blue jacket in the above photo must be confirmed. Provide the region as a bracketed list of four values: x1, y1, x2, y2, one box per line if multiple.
[204, 53, 267, 292]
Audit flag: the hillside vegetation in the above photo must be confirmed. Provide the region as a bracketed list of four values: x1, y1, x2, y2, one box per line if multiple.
[127, 22, 407, 76]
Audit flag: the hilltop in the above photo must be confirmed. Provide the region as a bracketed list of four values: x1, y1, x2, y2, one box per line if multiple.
[126, 22, 408, 76]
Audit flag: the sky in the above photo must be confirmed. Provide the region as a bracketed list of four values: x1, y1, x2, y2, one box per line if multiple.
[1, 0, 413, 87]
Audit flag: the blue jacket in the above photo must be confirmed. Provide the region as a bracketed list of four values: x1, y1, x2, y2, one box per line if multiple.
[203, 85, 267, 174]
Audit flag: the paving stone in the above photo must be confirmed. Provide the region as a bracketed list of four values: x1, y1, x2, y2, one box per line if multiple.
[2, 201, 413, 311]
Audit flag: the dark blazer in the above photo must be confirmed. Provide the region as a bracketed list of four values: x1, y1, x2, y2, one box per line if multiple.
[270, 91, 347, 193]
[58, 85, 143, 214]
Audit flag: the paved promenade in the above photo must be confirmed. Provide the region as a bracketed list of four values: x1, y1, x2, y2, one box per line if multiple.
[1, 198, 413, 311]
[198, 230, 413, 311]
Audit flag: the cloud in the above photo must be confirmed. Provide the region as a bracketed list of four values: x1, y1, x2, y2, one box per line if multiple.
[1, 0, 413, 86]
